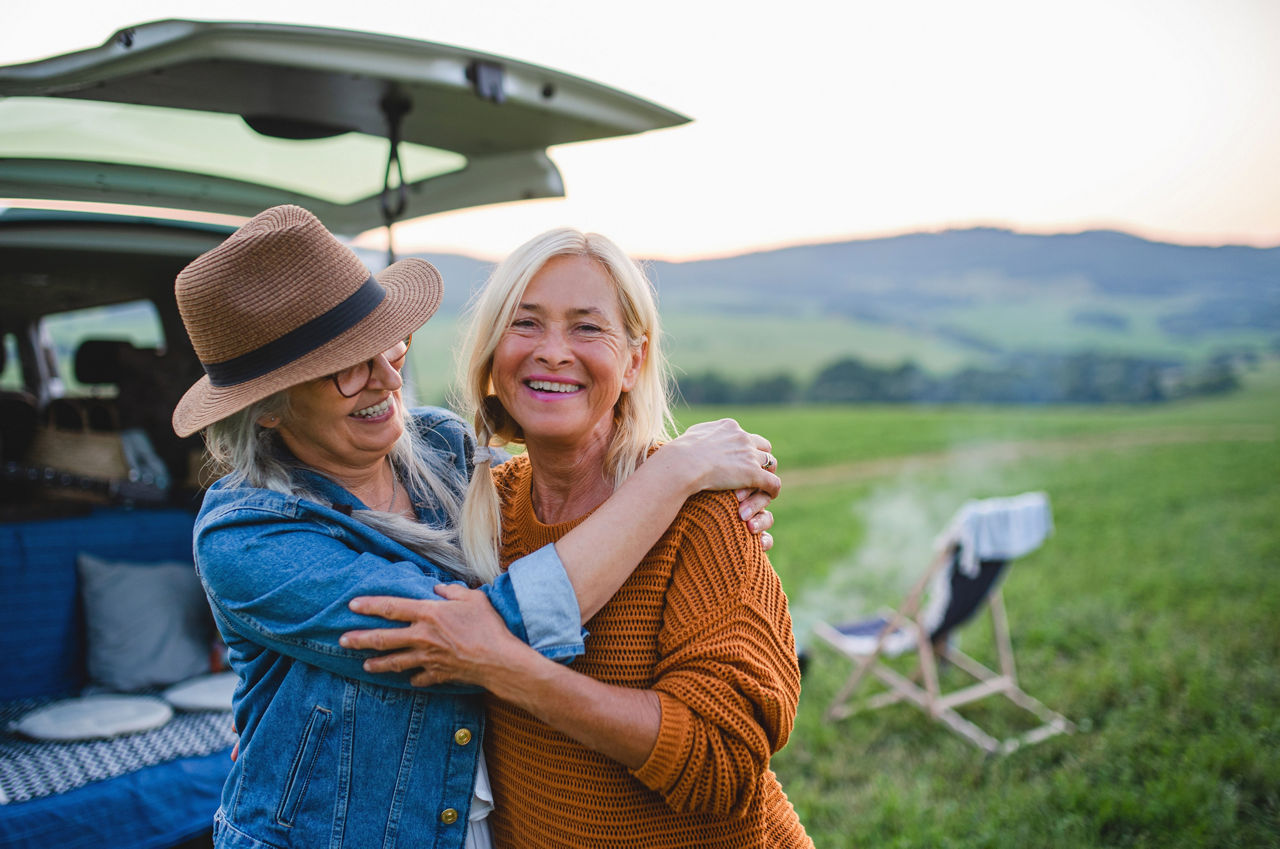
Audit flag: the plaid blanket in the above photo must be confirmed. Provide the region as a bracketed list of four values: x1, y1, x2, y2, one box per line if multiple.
[0, 697, 234, 804]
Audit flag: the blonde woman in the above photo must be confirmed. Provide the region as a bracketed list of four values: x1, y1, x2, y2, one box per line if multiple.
[346, 228, 811, 848]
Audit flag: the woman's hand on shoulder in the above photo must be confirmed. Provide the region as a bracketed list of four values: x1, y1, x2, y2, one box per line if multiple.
[340, 585, 531, 688]
[655, 418, 780, 550]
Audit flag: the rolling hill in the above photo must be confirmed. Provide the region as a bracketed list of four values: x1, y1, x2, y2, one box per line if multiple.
[390, 228, 1280, 402]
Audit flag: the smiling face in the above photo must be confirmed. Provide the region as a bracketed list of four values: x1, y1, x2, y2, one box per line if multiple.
[263, 339, 410, 478]
[490, 254, 646, 452]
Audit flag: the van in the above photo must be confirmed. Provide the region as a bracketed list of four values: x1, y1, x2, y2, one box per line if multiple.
[0, 20, 685, 848]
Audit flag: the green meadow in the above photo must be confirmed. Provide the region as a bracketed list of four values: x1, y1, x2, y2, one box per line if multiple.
[679, 364, 1280, 847]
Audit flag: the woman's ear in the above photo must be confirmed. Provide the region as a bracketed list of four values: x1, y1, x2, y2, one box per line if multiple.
[621, 335, 648, 392]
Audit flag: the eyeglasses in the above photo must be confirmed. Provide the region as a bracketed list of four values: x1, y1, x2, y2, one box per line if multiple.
[330, 336, 412, 398]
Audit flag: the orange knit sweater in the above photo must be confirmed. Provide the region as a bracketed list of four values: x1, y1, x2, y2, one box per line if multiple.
[485, 455, 812, 849]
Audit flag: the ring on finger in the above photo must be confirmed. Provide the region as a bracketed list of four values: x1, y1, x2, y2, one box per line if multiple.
[761, 452, 777, 471]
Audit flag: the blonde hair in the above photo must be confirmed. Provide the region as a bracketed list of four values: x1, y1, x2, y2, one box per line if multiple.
[458, 228, 675, 579]
[205, 388, 474, 581]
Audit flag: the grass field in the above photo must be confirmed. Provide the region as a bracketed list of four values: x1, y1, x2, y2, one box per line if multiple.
[678, 364, 1280, 847]
[661, 312, 980, 382]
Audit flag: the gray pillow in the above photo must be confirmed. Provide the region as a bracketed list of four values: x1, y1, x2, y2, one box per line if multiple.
[77, 553, 214, 692]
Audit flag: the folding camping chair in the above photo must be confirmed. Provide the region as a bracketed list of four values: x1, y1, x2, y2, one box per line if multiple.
[813, 492, 1074, 754]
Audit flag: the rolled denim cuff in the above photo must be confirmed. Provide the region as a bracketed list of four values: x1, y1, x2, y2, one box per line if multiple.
[506, 543, 586, 662]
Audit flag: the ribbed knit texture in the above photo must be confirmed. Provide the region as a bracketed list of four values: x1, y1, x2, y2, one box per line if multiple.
[486, 456, 812, 848]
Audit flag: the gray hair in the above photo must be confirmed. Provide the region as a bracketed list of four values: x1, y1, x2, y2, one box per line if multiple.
[204, 390, 478, 582]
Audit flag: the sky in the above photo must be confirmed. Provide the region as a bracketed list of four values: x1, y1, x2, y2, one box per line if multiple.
[4, 0, 1278, 260]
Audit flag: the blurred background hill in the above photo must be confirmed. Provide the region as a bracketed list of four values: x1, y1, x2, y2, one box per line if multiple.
[387, 227, 1280, 405]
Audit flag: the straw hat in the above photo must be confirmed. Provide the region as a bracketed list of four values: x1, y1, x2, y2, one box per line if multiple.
[171, 205, 442, 437]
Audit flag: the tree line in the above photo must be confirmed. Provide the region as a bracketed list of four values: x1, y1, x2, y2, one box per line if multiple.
[675, 351, 1242, 406]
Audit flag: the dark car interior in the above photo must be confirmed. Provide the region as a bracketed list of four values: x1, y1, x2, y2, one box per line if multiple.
[1, 210, 227, 516]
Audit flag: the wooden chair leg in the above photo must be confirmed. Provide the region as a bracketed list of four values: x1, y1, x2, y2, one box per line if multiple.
[936, 706, 1001, 753]
[826, 653, 878, 720]
[823, 610, 911, 720]
[989, 589, 1018, 682]
[916, 627, 941, 713]
[820, 592, 936, 722]
[830, 548, 951, 721]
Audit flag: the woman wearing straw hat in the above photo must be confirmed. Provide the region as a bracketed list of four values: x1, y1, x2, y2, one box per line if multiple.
[342, 228, 810, 848]
[172, 206, 780, 849]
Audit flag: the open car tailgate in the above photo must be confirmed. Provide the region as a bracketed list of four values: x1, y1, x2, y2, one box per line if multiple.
[0, 19, 689, 233]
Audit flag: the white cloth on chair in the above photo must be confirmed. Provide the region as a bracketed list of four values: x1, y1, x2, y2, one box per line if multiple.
[937, 491, 1053, 577]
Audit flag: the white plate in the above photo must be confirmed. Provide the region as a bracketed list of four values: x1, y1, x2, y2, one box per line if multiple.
[13, 695, 173, 741]
[162, 672, 238, 712]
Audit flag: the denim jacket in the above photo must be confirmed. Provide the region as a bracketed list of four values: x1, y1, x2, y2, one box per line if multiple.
[195, 407, 583, 849]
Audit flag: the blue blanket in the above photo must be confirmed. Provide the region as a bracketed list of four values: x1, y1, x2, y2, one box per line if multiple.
[0, 749, 229, 849]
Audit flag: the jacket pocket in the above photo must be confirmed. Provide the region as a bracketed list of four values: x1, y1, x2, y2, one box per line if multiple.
[214, 809, 287, 849]
[275, 705, 331, 828]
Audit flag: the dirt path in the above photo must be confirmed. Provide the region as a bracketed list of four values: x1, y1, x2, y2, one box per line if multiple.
[785, 424, 1277, 488]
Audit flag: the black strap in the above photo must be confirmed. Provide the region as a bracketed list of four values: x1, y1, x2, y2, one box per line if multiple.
[202, 275, 385, 387]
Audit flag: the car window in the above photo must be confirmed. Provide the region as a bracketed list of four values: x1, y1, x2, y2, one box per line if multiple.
[1, 333, 20, 391]
[40, 300, 164, 395]
[2, 98, 467, 205]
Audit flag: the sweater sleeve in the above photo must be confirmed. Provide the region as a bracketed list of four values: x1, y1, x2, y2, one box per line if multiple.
[630, 490, 801, 817]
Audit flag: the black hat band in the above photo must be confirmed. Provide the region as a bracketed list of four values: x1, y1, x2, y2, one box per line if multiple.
[202, 275, 386, 388]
